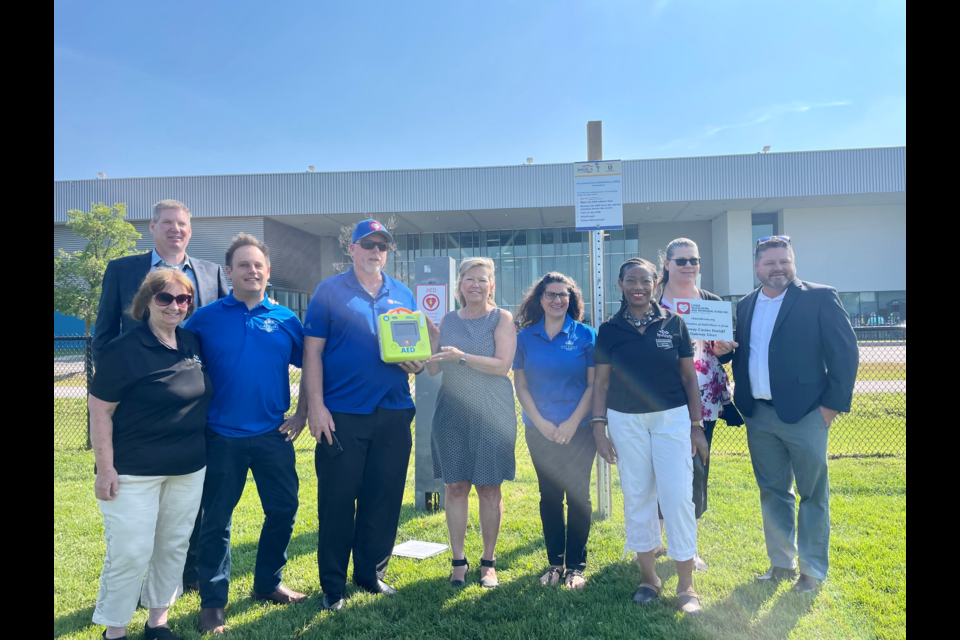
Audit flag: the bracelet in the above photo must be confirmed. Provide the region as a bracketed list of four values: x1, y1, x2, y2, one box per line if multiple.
[691, 420, 704, 429]
[590, 416, 609, 426]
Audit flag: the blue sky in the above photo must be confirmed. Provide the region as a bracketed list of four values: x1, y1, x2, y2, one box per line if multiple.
[54, 0, 906, 180]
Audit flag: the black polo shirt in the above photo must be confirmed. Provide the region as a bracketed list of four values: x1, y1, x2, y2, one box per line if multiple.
[595, 302, 694, 414]
[89, 325, 212, 476]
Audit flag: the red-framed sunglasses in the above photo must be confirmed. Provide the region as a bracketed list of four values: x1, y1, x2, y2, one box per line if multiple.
[154, 292, 194, 308]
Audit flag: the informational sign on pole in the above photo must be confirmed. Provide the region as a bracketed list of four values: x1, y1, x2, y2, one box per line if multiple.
[574, 160, 623, 231]
[416, 284, 447, 326]
[674, 299, 734, 341]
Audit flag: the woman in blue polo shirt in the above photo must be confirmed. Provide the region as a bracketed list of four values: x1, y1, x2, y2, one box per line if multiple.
[514, 272, 597, 590]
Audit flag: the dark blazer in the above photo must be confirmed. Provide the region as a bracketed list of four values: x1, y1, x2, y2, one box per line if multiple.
[731, 279, 859, 424]
[92, 252, 230, 364]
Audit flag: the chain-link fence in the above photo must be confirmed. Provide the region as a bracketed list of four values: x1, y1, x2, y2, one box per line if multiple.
[55, 327, 905, 458]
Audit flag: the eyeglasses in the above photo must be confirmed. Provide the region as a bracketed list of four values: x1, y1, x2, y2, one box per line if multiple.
[756, 235, 791, 247]
[543, 291, 570, 301]
[672, 258, 700, 266]
[358, 240, 391, 252]
[154, 292, 193, 308]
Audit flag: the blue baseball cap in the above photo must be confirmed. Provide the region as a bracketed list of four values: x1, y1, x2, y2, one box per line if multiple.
[352, 219, 394, 244]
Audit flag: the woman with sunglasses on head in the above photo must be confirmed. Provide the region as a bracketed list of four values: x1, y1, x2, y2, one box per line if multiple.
[654, 238, 740, 571]
[592, 258, 708, 615]
[88, 269, 212, 640]
[513, 273, 597, 590]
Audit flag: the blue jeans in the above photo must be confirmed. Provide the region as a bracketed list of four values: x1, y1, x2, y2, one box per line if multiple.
[197, 428, 299, 608]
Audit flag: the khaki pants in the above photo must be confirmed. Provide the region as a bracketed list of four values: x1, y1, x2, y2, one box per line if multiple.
[93, 469, 205, 627]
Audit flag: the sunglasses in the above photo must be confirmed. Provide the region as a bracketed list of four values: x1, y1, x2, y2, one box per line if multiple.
[154, 292, 194, 308]
[543, 291, 570, 301]
[756, 235, 791, 247]
[358, 240, 391, 252]
[672, 258, 700, 266]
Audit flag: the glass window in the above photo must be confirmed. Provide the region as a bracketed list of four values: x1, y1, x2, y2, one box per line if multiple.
[501, 258, 516, 306]
[527, 229, 541, 257]
[434, 232, 445, 255]
[877, 290, 906, 325]
[626, 224, 639, 254]
[541, 229, 555, 256]
[421, 233, 434, 257]
[609, 228, 625, 254]
[446, 232, 461, 260]
[513, 229, 527, 258]
[499, 230, 514, 257]
[486, 230, 500, 259]
[838, 292, 861, 322]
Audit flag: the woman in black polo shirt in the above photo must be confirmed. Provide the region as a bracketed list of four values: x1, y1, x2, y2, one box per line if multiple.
[88, 269, 212, 640]
[592, 258, 709, 615]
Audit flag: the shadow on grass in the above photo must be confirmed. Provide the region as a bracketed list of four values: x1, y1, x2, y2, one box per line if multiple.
[700, 578, 816, 639]
[53, 605, 95, 638]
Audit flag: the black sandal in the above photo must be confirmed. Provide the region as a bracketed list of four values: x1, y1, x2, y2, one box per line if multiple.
[479, 558, 499, 588]
[564, 569, 586, 589]
[449, 557, 470, 587]
[540, 566, 562, 586]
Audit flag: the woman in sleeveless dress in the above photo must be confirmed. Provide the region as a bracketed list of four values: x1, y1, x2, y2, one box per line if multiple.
[426, 257, 517, 589]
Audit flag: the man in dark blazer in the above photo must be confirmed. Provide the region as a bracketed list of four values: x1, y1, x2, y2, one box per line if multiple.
[92, 199, 229, 365]
[91, 200, 229, 593]
[714, 236, 858, 593]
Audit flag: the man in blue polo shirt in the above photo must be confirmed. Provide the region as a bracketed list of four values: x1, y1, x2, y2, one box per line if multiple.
[302, 219, 424, 611]
[184, 234, 309, 635]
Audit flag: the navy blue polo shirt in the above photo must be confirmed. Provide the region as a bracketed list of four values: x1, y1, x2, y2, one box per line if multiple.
[183, 293, 304, 437]
[302, 269, 418, 415]
[513, 316, 597, 428]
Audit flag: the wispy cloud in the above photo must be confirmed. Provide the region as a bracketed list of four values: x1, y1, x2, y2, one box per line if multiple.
[652, 0, 674, 17]
[658, 100, 852, 152]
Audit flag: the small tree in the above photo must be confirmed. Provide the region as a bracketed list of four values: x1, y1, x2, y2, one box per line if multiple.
[332, 215, 402, 277]
[54, 202, 141, 333]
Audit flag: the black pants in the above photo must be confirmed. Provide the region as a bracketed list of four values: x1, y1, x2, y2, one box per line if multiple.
[316, 407, 415, 596]
[525, 424, 596, 572]
[659, 419, 716, 521]
[198, 428, 299, 608]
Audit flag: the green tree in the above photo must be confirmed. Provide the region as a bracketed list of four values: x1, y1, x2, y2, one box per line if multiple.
[53, 202, 141, 333]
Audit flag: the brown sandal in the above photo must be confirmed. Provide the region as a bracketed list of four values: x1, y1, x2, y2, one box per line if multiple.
[677, 589, 702, 615]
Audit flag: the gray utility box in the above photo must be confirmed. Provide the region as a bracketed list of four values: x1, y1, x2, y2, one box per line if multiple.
[413, 256, 457, 510]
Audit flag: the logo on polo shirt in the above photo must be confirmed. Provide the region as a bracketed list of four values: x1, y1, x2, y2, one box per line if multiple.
[194, 355, 203, 364]
[561, 338, 577, 352]
[260, 317, 279, 333]
[657, 329, 672, 339]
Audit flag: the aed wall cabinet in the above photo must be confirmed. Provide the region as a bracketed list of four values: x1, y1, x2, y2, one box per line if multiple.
[377, 311, 431, 362]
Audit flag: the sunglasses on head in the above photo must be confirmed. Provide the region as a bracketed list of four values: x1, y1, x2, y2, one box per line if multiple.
[154, 292, 193, 308]
[358, 240, 390, 251]
[672, 258, 700, 266]
[756, 235, 791, 247]
[543, 291, 570, 301]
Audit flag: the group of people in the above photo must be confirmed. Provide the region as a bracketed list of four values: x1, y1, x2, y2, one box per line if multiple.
[85, 200, 859, 639]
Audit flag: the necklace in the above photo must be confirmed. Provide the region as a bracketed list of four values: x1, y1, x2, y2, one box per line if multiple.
[623, 306, 657, 327]
[151, 328, 178, 350]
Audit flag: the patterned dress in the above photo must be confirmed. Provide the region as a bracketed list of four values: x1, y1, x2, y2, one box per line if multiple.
[431, 308, 517, 485]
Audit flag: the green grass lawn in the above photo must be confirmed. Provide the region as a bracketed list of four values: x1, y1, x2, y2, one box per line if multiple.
[856, 363, 906, 381]
[54, 445, 906, 640]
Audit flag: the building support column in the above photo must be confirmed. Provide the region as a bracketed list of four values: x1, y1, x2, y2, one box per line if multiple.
[711, 210, 754, 297]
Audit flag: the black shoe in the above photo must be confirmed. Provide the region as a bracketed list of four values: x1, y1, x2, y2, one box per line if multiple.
[102, 631, 127, 640]
[450, 557, 470, 587]
[322, 593, 345, 611]
[353, 579, 397, 595]
[791, 574, 822, 594]
[755, 566, 799, 583]
[143, 622, 183, 640]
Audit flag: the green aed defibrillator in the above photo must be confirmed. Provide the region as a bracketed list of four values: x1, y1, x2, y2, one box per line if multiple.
[377, 308, 432, 363]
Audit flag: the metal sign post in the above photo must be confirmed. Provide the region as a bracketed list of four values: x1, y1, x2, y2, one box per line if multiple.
[414, 256, 456, 511]
[584, 120, 614, 522]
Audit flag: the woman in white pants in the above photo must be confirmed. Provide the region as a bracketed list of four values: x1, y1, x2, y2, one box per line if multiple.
[88, 269, 212, 640]
[591, 258, 709, 615]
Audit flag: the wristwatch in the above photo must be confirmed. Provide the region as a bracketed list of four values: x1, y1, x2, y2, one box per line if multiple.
[691, 420, 704, 429]
[458, 354, 467, 365]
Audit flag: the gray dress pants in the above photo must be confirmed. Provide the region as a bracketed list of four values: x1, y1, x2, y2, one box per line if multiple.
[746, 402, 830, 580]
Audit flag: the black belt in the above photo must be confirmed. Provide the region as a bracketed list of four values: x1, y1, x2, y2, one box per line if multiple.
[755, 398, 775, 408]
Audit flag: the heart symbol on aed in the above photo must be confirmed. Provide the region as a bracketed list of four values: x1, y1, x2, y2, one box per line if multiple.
[677, 302, 691, 314]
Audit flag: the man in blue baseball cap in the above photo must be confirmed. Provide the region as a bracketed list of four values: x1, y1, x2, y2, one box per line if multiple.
[302, 218, 424, 611]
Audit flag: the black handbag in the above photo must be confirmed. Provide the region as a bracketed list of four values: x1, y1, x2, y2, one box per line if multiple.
[720, 401, 745, 427]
